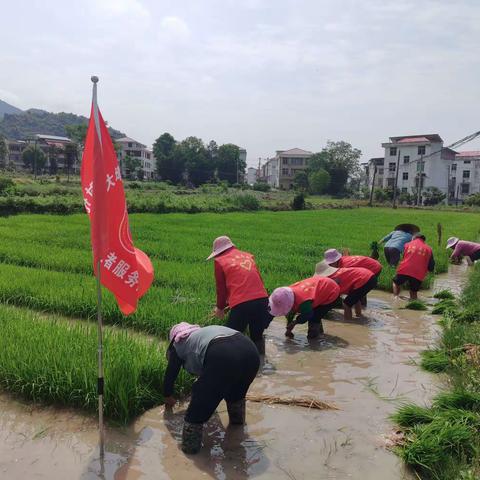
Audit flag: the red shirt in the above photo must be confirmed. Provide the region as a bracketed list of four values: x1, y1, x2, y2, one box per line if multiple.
[290, 276, 340, 312]
[338, 256, 382, 276]
[329, 267, 375, 295]
[214, 247, 268, 309]
[397, 238, 433, 281]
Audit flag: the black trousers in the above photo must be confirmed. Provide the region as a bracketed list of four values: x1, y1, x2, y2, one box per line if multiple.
[227, 297, 273, 342]
[344, 276, 378, 307]
[384, 247, 401, 266]
[185, 334, 260, 424]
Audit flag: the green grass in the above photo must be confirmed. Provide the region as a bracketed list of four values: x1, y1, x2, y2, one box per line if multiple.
[0, 305, 192, 423]
[0, 208, 478, 422]
[393, 264, 480, 479]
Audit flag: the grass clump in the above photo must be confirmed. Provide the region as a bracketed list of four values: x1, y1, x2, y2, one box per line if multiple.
[421, 349, 450, 373]
[434, 290, 455, 300]
[392, 404, 436, 427]
[405, 300, 428, 311]
[432, 299, 457, 315]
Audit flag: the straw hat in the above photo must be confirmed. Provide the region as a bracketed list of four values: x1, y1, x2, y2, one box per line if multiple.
[206, 236, 235, 260]
[324, 248, 342, 265]
[314, 260, 338, 277]
[446, 237, 459, 249]
[268, 287, 294, 317]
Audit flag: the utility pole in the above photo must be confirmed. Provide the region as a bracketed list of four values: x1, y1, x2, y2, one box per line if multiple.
[33, 137, 38, 179]
[392, 149, 401, 209]
[369, 165, 377, 207]
[416, 155, 424, 206]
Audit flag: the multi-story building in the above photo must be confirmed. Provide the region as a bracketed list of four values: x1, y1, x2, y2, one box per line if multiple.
[451, 151, 480, 201]
[364, 157, 385, 189]
[261, 148, 313, 189]
[116, 136, 155, 180]
[378, 134, 456, 202]
[246, 167, 257, 185]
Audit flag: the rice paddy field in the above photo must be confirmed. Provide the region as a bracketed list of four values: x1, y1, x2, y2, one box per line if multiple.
[0, 208, 479, 424]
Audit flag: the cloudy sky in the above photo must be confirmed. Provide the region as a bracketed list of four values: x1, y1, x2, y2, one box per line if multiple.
[1, 0, 479, 164]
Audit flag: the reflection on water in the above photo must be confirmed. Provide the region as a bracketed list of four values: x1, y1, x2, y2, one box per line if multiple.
[0, 265, 469, 480]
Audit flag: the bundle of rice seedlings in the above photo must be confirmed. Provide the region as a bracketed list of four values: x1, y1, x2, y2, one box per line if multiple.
[405, 300, 428, 311]
[433, 290, 455, 300]
[421, 349, 450, 373]
[433, 390, 480, 412]
[391, 404, 436, 428]
[455, 307, 480, 324]
[432, 299, 457, 315]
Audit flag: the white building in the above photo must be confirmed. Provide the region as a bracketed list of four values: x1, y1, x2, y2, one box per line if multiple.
[116, 136, 155, 180]
[261, 148, 313, 189]
[246, 167, 257, 185]
[452, 151, 480, 201]
[378, 134, 456, 202]
[364, 157, 385, 189]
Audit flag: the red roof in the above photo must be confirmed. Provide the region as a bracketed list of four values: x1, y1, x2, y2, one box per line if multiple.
[456, 151, 480, 158]
[397, 136, 430, 143]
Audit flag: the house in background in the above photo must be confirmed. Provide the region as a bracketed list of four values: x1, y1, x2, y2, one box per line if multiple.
[261, 148, 313, 189]
[452, 151, 480, 201]
[116, 136, 155, 180]
[246, 166, 257, 185]
[364, 157, 385, 189]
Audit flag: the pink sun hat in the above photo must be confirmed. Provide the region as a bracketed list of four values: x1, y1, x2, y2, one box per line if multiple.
[446, 237, 459, 249]
[269, 287, 295, 317]
[324, 248, 342, 265]
[169, 322, 201, 343]
[206, 236, 235, 260]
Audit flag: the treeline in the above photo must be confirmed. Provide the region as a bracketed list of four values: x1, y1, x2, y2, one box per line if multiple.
[153, 133, 245, 186]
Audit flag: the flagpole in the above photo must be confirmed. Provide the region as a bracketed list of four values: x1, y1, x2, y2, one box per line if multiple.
[91, 75, 105, 459]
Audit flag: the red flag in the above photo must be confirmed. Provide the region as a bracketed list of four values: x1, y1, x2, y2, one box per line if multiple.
[81, 84, 153, 315]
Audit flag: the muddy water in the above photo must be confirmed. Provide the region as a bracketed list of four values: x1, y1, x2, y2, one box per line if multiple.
[0, 265, 468, 480]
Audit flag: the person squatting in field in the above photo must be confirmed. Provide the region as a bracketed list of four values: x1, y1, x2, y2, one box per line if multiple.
[446, 237, 480, 266]
[393, 233, 435, 300]
[268, 276, 340, 339]
[207, 236, 272, 355]
[163, 322, 260, 454]
[379, 229, 413, 267]
[315, 261, 378, 321]
[323, 248, 382, 306]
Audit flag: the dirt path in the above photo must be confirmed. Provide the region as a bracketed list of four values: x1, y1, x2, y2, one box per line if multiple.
[0, 265, 468, 480]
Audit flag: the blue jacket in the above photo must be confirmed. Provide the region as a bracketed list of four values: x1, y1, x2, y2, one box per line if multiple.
[382, 231, 412, 252]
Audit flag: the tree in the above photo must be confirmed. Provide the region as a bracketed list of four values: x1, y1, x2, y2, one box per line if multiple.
[65, 124, 88, 147]
[308, 169, 330, 194]
[124, 155, 141, 180]
[48, 145, 59, 175]
[0, 135, 8, 169]
[180, 136, 214, 186]
[320, 141, 361, 196]
[22, 145, 46, 175]
[306, 152, 328, 173]
[63, 143, 78, 182]
[216, 144, 243, 184]
[153, 132, 179, 182]
[207, 140, 218, 173]
[293, 171, 309, 191]
[423, 187, 446, 206]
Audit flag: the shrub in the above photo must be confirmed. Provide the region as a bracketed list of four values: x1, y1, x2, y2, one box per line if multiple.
[253, 181, 270, 192]
[0, 177, 15, 195]
[232, 193, 260, 211]
[308, 169, 330, 195]
[464, 193, 480, 207]
[291, 192, 306, 210]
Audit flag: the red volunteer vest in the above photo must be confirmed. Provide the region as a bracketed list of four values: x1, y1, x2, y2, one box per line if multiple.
[215, 248, 267, 308]
[329, 267, 374, 295]
[338, 256, 382, 275]
[290, 276, 340, 312]
[397, 239, 433, 281]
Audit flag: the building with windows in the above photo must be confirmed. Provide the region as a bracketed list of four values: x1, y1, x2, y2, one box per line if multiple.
[116, 136, 155, 180]
[260, 148, 313, 189]
[364, 157, 385, 189]
[246, 167, 258, 185]
[451, 151, 480, 201]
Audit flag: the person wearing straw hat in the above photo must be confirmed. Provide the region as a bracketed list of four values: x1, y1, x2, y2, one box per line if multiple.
[163, 322, 260, 454]
[268, 276, 340, 339]
[379, 225, 418, 266]
[207, 236, 272, 355]
[324, 249, 382, 307]
[393, 233, 435, 299]
[446, 237, 480, 266]
[315, 261, 377, 321]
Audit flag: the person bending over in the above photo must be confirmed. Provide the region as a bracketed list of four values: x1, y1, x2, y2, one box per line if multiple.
[446, 237, 480, 266]
[379, 230, 412, 267]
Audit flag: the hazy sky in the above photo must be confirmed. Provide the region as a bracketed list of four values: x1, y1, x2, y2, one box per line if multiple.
[1, 0, 479, 165]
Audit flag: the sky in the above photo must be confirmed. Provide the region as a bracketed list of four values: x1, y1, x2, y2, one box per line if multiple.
[1, 0, 479, 166]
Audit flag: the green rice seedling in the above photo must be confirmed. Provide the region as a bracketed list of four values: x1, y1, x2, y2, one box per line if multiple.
[433, 390, 480, 413]
[455, 307, 480, 324]
[391, 404, 436, 427]
[434, 290, 455, 300]
[0, 305, 189, 423]
[432, 299, 457, 315]
[405, 300, 428, 311]
[421, 349, 450, 373]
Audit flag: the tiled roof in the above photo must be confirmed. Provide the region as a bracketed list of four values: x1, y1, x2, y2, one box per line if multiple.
[390, 134, 443, 143]
[397, 136, 430, 143]
[116, 136, 146, 147]
[456, 151, 480, 158]
[278, 148, 313, 156]
[35, 134, 71, 142]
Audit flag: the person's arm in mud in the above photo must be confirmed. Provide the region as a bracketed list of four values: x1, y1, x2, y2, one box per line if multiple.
[428, 253, 435, 272]
[214, 261, 227, 319]
[163, 345, 183, 406]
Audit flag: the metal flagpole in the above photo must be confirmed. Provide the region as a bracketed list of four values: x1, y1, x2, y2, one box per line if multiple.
[91, 75, 105, 458]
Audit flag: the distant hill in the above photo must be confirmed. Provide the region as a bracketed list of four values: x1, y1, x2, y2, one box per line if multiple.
[0, 100, 23, 119]
[0, 105, 125, 140]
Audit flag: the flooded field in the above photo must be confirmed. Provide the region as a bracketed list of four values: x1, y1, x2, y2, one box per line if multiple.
[0, 265, 467, 480]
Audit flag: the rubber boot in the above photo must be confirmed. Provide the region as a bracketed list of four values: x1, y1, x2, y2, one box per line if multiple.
[253, 336, 265, 355]
[181, 421, 203, 454]
[307, 321, 324, 339]
[227, 399, 246, 425]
